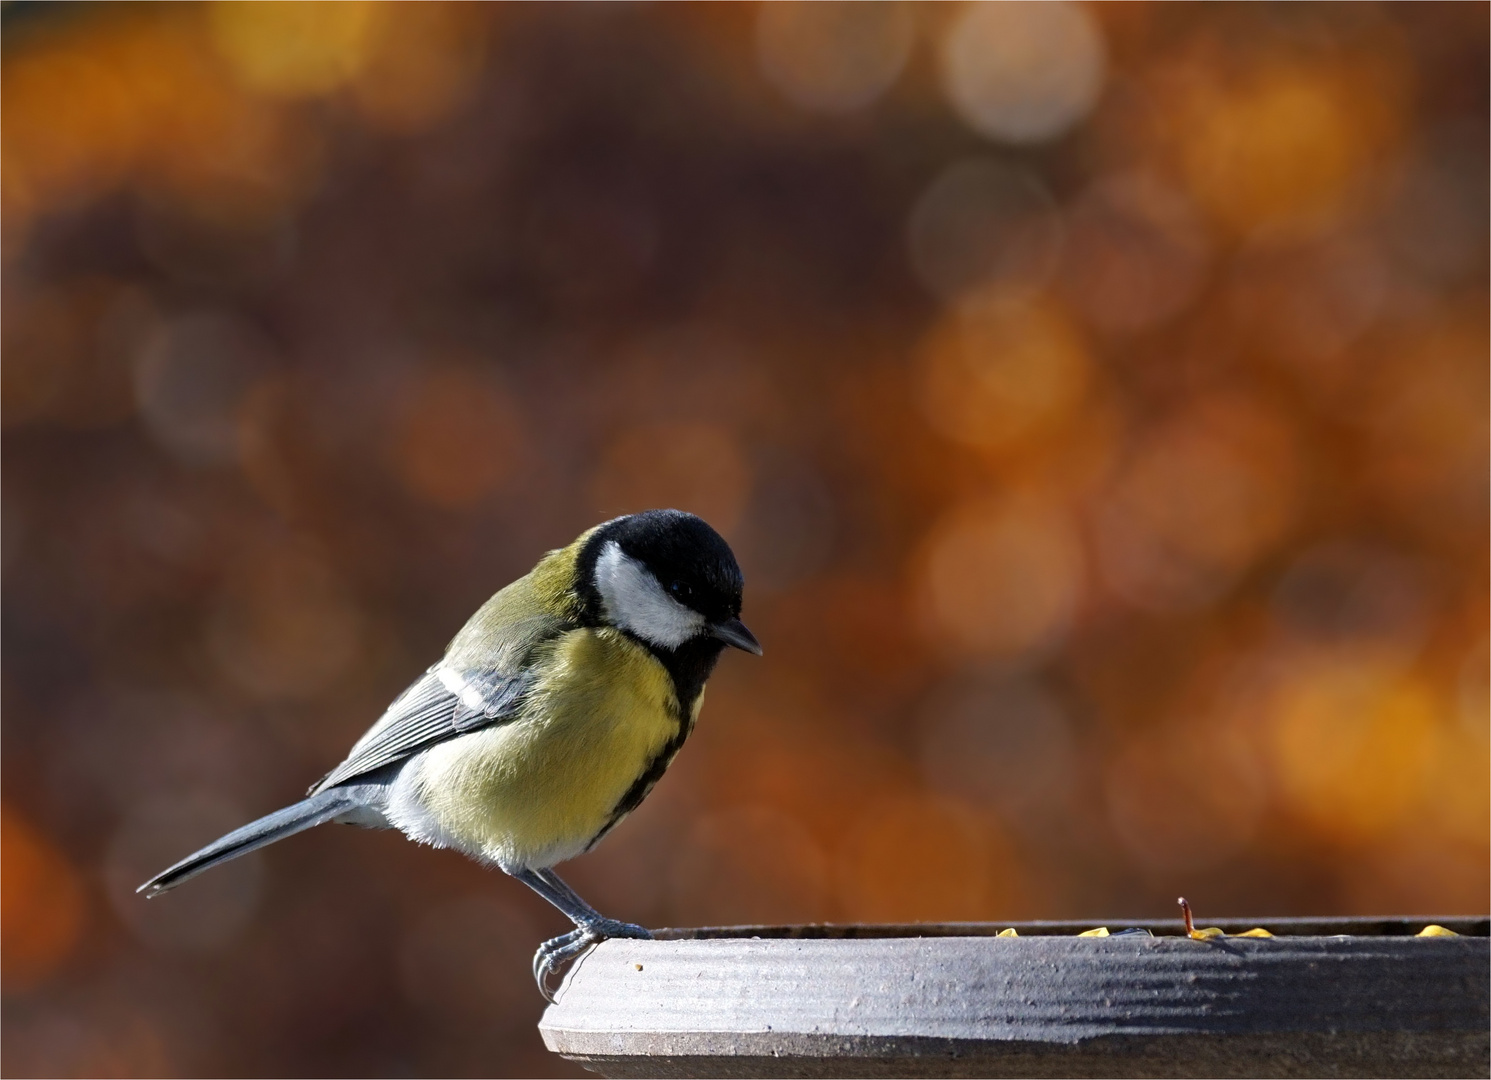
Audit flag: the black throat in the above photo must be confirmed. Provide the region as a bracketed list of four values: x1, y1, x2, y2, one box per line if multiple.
[640, 634, 727, 718]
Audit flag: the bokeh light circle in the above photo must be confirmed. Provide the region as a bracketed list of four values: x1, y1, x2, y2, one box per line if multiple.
[1060, 171, 1210, 335]
[941, 1, 1106, 144]
[915, 496, 1084, 661]
[756, 1, 914, 115]
[133, 311, 274, 467]
[916, 295, 1090, 450]
[908, 159, 1063, 301]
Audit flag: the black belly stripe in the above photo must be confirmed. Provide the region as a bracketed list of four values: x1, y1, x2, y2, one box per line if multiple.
[587, 635, 722, 849]
[586, 718, 691, 850]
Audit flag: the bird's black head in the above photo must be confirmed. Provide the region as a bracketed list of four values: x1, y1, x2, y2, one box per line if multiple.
[578, 509, 760, 658]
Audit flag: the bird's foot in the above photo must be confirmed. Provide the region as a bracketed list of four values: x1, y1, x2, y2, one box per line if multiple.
[584, 917, 652, 940]
[532, 920, 652, 1002]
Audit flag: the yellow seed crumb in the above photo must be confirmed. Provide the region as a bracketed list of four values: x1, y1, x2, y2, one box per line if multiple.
[1188, 927, 1226, 940]
[1078, 927, 1109, 937]
[1417, 925, 1459, 937]
[1234, 928, 1273, 938]
[997, 928, 1018, 937]
[634, 963, 644, 970]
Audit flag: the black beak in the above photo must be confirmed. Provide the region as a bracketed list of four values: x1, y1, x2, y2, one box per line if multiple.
[710, 617, 763, 656]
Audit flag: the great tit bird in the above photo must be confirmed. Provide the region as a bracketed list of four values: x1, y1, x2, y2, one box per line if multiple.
[139, 509, 760, 998]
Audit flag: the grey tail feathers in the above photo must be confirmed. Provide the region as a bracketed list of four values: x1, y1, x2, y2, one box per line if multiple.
[137, 789, 360, 898]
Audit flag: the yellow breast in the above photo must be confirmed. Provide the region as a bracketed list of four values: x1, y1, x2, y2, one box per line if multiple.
[412, 626, 682, 869]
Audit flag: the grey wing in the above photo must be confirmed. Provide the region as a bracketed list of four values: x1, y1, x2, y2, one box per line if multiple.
[308, 663, 532, 794]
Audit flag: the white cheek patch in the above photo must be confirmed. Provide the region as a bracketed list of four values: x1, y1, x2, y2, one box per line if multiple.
[594, 541, 705, 649]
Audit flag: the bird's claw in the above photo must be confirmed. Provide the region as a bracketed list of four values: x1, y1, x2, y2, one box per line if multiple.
[533, 928, 592, 1002]
[532, 920, 652, 1002]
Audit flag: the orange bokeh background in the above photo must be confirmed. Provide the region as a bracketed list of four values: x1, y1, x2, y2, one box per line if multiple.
[3, 3, 1486, 1076]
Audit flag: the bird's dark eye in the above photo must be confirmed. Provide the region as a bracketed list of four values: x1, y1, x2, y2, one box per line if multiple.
[668, 580, 693, 602]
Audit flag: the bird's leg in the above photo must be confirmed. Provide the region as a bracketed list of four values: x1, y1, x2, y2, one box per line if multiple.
[536, 868, 651, 939]
[514, 868, 651, 1001]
